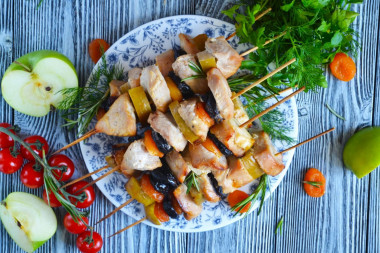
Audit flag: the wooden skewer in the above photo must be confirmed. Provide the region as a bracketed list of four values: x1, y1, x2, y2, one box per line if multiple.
[262, 85, 298, 102]
[96, 198, 134, 225]
[240, 86, 305, 128]
[74, 167, 119, 193]
[239, 31, 287, 57]
[226, 8, 272, 41]
[53, 129, 99, 155]
[276, 127, 336, 155]
[109, 217, 147, 238]
[232, 58, 296, 100]
[61, 165, 110, 189]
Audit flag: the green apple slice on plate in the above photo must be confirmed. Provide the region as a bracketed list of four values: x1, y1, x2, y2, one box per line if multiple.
[343, 127, 380, 178]
[0, 192, 57, 253]
[1, 50, 78, 117]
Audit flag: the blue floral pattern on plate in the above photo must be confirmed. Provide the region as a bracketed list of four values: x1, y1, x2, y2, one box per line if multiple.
[80, 15, 298, 232]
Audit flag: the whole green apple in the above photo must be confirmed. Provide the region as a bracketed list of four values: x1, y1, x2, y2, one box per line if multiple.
[0, 192, 57, 253]
[1, 50, 78, 117]
[343, 127, 380, 178]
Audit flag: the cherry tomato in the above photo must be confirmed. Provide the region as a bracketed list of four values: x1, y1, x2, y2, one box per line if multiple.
[43, 189, 62, 207]
[48, 154, 75, 181]
[76, 231, 103, 253]
[0, 147, 23, 174]
[67, 180, 96, 208]
[64, 213, 89, 234]
[0, 123, 16, 149]
[20, 135, 49, 161]
[20, 162, 44, 188]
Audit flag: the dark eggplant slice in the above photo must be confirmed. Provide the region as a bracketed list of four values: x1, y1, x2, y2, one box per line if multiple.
[162, 196, 179, 219]
[208, 133, 233, 157]
[207, 173, 227, 199]
[149, 165, 178, 194]
[151, 130, 173, 154]
[174, 48, 187, 59]
[168, 71, 195, 99]
[200, 92, 223, 123]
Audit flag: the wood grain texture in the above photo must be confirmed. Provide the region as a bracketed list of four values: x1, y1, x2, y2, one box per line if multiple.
[0, 0, 379, 253]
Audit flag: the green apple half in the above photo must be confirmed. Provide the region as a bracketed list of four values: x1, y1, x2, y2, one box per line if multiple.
[0, 192, 57, 253]
[1, 50, 78, 117]
[343, 127, 380, 178]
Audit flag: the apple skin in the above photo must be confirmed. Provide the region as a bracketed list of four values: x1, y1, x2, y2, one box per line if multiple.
[1, 50, 78, 117]
[343, 127, 380, 178]
[0, 192, 57, 253]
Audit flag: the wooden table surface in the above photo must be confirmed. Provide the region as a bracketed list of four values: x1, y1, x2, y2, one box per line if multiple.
[0, 1, 378, 252]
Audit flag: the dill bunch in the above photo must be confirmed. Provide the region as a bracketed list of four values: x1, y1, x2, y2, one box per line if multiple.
[57, 54, 124, 135]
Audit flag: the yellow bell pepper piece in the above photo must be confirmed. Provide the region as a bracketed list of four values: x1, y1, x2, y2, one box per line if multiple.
[165, 76, 183, 101]
[125, 177, 155, 207]
[145, 203, 161, 225]
[189, 187, 204, 205]
[169, 101, 199, 144]
[128, 86, 152, 124]
[240, 149, 265, 180]
[197, 51, 217, 73]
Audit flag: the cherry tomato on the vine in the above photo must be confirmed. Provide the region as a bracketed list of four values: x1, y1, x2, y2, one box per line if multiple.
[48, 154, 75, 181]
[76, 231, 103, 253]
[0, 147, 23, 174]
[43, 189, 62, 207]
[63, 213, 89, 234]
[20, 162, 44, 188]
[20, 135, 49, 161]
[67, 180, 96, 208]
[0, 123, 17, 149]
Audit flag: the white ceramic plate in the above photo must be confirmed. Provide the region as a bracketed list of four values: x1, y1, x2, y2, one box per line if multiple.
[80, 15, 298, 232]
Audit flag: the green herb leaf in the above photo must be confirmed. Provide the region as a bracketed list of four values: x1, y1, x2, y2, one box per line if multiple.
[275, 216, 284, 235]
[303, 180, 323, 188]
[184, 171, 200, 194]
[281, 0, 296, 12]
[325, 103, 346, 121]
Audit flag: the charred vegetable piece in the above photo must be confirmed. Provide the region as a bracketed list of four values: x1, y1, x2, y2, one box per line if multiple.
[197, 51, 217, 72]
[128, 86, 152, 124]
[193, 34, 208, 51]
[165, 76, 183, 101]
[168, 72, 195, 99]
[241, 149, 265, 180]
[151, 130, 173, 154]
[207, 173, 227, 199]
[125, 177, 155, 206]
[200, 92, 223, 123]
[201, 138, 223, 158]
[154, 202, 170, 223]
[105, 155, 117, 168]
[169, 101, 199, 144]
[162, 196, 179, 219]
[144, 129, 164, 158]
[141, 174, 164, 203]
[150, 165, 178, 194]
[145, 203, 161, 225]
[208, 133, 233, 157]
[174, 48, 187, 59]
[189, 187, 204, 205]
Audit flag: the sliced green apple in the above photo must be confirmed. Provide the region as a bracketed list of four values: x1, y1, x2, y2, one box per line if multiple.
[343, 127, 380, 178]
[0, 192, 57, 253]
[1, 50, 78, 117]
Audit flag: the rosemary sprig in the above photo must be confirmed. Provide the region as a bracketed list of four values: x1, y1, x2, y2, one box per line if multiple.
[184, 171, 200, 194]
[231, 174, 268, 216]
[325, 103, 346, 121]
[57, 53, 124, 135]
[0, 127, 91, 227]
[275, 216, 284, 235]
[303, 181, 323, 188]
[181, 61, 206, 82]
